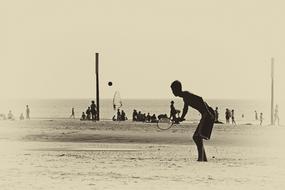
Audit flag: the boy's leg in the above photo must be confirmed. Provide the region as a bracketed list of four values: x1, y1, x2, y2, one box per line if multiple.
[193, 126, 207, 161]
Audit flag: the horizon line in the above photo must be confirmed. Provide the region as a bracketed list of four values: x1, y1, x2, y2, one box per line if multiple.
[0, 97, 269, 101]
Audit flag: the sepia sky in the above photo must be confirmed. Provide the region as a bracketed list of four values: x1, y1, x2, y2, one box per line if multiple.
[0, 0, 285, 100]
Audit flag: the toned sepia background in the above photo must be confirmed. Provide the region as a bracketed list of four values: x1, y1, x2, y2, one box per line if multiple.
[0, 0, 285, 190]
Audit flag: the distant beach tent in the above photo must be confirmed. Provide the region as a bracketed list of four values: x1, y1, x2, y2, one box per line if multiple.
[113, 91, 122, 110]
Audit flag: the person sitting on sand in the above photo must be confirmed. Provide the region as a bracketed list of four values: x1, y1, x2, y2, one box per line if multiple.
[137, 111, 142, 122]
[158, 114, 168, 120]
[7, 110, 14, 120]
[132, 110, 138, 121]
[171, 80, 215, 162]
[86, 107, 91, 120]
[0, 114, 6, 120]
[81, 112, 86, 120]
[170, 101, 180, 123]
[121, 110, 126, 121]
[151, 114, 157, 123]
[117, 109, 121, 121]
[146, 113, 151, 122]
[19, 113, 24, 120]
[141, 112, 145, 122]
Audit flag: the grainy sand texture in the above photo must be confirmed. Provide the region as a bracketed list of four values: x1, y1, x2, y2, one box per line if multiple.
[0, 120, 284, 190]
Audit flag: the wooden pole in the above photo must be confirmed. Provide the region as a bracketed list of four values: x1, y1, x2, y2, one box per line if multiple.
[95, 52, 100, 121]
[271, 57, 274, 125]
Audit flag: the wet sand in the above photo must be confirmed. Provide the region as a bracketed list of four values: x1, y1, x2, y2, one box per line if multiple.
[0, 120, 285, 189]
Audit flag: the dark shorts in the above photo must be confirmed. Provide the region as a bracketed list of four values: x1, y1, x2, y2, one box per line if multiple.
[198, 106, 215, 140]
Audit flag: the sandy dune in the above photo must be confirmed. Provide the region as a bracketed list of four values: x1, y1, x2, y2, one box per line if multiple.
[0, 119, 284, 190]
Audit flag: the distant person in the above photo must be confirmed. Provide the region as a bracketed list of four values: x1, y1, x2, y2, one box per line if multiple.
[255, 110, 259, 121]
[146, 113, 151, 122]
[86, 107, 91, 120]
[121, 110, 126, 121]
[214, 107, 219, 123]
[117, 109, 121, 121]
[225, 108, 231, 124]
[90, 101, 97, 120]
[132, 110, 138, 121]
[137, 111, 142, 121]
[70, 108, 75, 119]
[26, 105, 30, 119]
[19, 113, 24, 120]
[170, 101, 180, 123]
[274, 105, 280, 126]
[7, 110, 14, 120]
[142, 113, 146, 122]
[260, 112, 263, 126]
[151, 114, 157, 123]
[231, 109, 236, 125]
[171, 80, 215, 162]
[228, 109, 232, 122]
[158, 114, 168, 120]
[0, 114, 6, 120]
[81, 112, 86, 120]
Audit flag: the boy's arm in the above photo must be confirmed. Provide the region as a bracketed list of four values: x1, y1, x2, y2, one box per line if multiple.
[180, 103, 188, 120]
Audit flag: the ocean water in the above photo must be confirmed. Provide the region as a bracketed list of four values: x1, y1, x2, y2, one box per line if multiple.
[0, 98, 282, 125]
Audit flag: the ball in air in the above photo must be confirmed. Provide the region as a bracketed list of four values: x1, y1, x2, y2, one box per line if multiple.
[108, 81, 113, 86]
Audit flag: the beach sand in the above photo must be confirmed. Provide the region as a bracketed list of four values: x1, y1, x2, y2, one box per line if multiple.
[0, 120, 284, 190]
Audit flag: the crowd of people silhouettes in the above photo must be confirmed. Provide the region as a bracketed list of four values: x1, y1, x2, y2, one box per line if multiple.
[0, 105, 30, 121]
[112, 109, 127, 121]
[81, 101, 97, 121]
[132, 109, 158, 123]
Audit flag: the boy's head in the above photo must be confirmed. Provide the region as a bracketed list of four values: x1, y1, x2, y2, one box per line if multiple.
[171, 80, 182, 96]
[170, 100, 174, 105]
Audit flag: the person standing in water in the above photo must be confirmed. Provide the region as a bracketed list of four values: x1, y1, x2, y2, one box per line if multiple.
[255, 110, 259, 121]
[26, 105, 30, 119]
[90, 101, 97, 121]
[214, 107, 220, 123]
[70, 108, 75, 119]
[170, 80, 215, 162]
[274, 105, 280, 126]
[231, 109, 236, 125]
[225, 108, 231, 124]
[260, 112, 263, 126]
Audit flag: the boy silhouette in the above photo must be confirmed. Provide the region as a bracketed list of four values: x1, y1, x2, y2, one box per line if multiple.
[171, 80, 215, 161]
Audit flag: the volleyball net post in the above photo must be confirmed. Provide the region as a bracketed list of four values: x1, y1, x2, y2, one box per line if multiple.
[95, 52, 100, 121]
